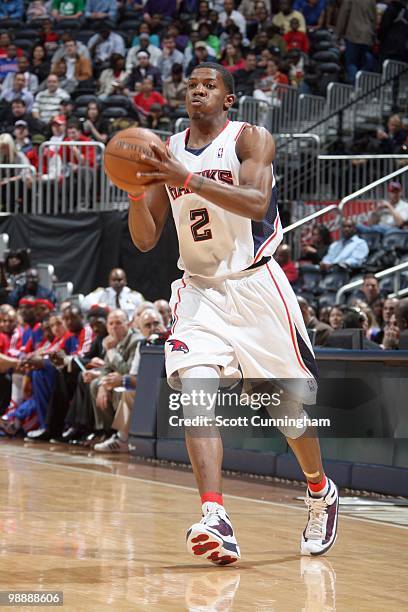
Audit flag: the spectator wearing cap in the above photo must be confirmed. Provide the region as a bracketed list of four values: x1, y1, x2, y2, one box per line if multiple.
[157, 36, 184, 81]
[293, 0, 327, 28]
[13, 120, 32, 154]
[272, 0, 306, 33]
[131, 23, 160, 51]
[2, 56, 39, 95]
[51, 0, 85, 22]
[125, 50, 162, 93]
[186, 41, 217, 77]
[376, 181, 408, 229]
[133, 77, 167, 115]
[219, 0, 247, 38]
[97, 54, 127, 98]
[0, 98, 44, 135]
[88, 22, 126, 65]
[320, 220, 369, 272]
[51, 39, 93, 87]
[83, 268, 144, 321]
[163, 63, 187, 117]
[0, 73, 34, 111]
[32, 74, 70, 123]
[0, 0, 24, 21]
[8, 268, 57, 308]
[85, 0, 117, 24]
[183, 31, 213, 70]
[126, 34, 163, 71]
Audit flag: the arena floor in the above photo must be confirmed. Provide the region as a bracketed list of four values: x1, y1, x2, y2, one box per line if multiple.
[0, 440, 407, 611]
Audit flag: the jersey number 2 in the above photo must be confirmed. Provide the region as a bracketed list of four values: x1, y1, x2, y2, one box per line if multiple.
[190, 208, 212, 242]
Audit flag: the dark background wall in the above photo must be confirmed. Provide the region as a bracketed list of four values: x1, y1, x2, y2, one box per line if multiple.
[0, 212, 181, 301]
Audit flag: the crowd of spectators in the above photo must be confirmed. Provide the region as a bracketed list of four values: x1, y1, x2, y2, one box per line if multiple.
[0, 254, 172, 451]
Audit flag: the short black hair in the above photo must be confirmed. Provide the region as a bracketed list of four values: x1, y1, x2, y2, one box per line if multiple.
[191, 62, 235, 94]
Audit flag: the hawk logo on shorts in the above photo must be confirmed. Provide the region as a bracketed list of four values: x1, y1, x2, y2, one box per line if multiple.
[168, 339, 189, 353]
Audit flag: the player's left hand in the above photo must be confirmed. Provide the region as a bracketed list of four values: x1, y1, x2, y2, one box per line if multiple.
[137, 142, 189, 187]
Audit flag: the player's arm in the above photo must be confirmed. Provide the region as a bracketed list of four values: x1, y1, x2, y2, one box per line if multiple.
[128, 183, 170, 252]
[138, 126, 275, 221]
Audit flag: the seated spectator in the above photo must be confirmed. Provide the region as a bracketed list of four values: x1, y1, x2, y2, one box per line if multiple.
[154, 299, 172, 330]
[27, 0, 49, 21]
[157, 35, 185, 81]
[351, 274, 381, 308]
[97, 53, 127, 98]
[32, 74, 70, 124]
[39, 19, 60, 56]
[234, 51, 264, 97]
[51, 39, 93, 89]
[13, 120, 32, 154]
[85, 0, 117, 24]
[82, 268, 144, 321]
[8, 268, 57, 308]
[275, 244, 298, 284]
[293, 0, 327, 28]
[87, 21, 126, 66]
[0, 43, 20, 82]
[376, 115, 407, 154]
[197, 21, 221, 58]
[0, 73, 34, 111]
[273, 0, 306, 33]
[93, 308, 166, 453]
[0, 133, 30, 205]
[373, 297, 398, 344]
[30, 44, 51, 85]
[297, 296, 332, 346]
[220, 0, 247, 38]
[63, 119, 96, 169]
[186, 41, 217, 76]
[253, 58, 289, 103]
[146, 103, 172, 131]
[286, 48, 305, 87]
[220, 44, 246, 73]
[51, 32, 90, 65]
[266, 24, 288, 57]
[51, 0, 85, 22]
[328, 304, 344, 330]
[82, 101, 109, 144]
[2, 56, 39, 95]
[320, 220, 369, 271]
[163, 63, 187, 117]
[125, 50, 162, 93]
[133, 77, 167, 116]
[131, 23, 160, 51]
[0, 33, 23, 60]
[356, 210, 390, 236]
[300, 225, 331, 264]
[0, 98, 44, 136]
[382, 299, 408, 350]
[284, 17, 310, 54]
[342, 307, 383, 350]
[376, 181, 408, 229]
[127, 32, 163, 71]
[0, 0, 24, 21]
[1, 249, 31, 291]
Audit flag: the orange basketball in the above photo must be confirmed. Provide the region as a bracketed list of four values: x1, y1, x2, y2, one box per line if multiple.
[104, 127, 165, 192]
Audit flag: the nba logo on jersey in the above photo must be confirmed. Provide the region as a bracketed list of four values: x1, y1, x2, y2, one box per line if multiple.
[217, 147, 224, 158]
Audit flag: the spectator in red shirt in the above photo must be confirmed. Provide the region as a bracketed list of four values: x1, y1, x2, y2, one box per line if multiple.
[275, 244, 299, 285]
[0, 33, 23, 60]
[133, 77, 167, 115]
[63, 119, 95, 168]
[284, 17, 310, 54]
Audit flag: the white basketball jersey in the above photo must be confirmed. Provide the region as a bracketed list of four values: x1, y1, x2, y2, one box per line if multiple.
[166, 120, 283, 279]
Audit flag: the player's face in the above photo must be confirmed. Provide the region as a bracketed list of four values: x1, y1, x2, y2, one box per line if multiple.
[186, 68, 234, 120]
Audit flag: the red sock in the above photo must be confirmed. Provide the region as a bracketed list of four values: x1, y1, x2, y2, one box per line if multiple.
[201, 491, 223, 506]
[307, 474, 327, 494]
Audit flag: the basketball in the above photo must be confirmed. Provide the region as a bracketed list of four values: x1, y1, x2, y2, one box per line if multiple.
[104, 127, 165, 192]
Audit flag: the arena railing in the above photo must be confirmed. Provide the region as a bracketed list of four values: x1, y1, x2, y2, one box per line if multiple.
[0, 164, 37, 214]
[335, 260, 408, 304]
[274, 133, 321, 204]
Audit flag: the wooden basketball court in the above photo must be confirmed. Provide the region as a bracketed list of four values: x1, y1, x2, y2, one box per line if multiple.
[0, 440, 406, 611]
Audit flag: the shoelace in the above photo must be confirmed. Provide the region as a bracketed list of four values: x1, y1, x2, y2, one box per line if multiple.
[200, 508, 227, 528]
[304, 496, 328, 539]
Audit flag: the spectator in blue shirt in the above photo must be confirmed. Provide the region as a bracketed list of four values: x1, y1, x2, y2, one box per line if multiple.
[85, 0, 117, 24]
[321, 220, 369, 271]
[293, 0, 327, 28]
[0, 0, 24, 21]
[8, 268, 57, 308]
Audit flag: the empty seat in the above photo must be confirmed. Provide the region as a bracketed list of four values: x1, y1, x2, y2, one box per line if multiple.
[104, 95, 132, 109]
[299, 264, 322, 293]
[18, 30, 41, 40]
[37, 263, 55, 291]
[74, 106, 87, 118]
[0, 234, 9, 259]
[358, 230, 383, 252]
[74, 94, 97, 107]
[75, 30, 95, 44]
[320, 268, 350, 292]
[13, 39, 34, 51]
[382, 230, 408, 253]
[54, 281, 73, 303]
[101, 107, 128, 118]
[117, 19, 141, 31]
[312, 50, 340, 63]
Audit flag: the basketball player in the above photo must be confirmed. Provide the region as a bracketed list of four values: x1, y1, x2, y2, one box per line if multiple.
[127, 64, 339, 565]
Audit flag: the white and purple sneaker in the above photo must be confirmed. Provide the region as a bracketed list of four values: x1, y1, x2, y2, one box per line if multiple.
[186, 502, 241, 566]
[301, 478, 339, 556]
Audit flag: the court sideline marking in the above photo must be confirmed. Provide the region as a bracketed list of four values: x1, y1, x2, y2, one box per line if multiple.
[1, 446, 407, 530]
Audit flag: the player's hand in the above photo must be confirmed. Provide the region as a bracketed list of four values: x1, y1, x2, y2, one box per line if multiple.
[136, 142, 189, 187]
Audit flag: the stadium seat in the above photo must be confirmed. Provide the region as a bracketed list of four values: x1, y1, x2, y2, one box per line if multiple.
[17, 30, 41, 40]
[13, 39, 34, 52]
[55, 19, 81, 30]
[0, 234, 9, 259]
[311, 30, 333, 42]
[104, 95, 132, 110]
[75, 31, 95, 44]
[359, 230, 383, 252]
[101, 107, 128, 118]
[71, 88, 96, 100]
[54, 281, 73, 303]
[74, 94, 97, 107]
[26, 20, 46, 30]
[312, 50, 340, 63]
[117, 20, 141, 31]
[299, 264, 322, 293]
[320, 268, 350, 292]
[382, 230, 408, 254]
[74, 106, 87, 118]
[314, 40, 333, 52]
[37, 263, 55, 291]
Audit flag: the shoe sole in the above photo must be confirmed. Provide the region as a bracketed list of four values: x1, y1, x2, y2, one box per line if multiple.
[186, 525, 240, 566]
[301, 489, 340, 557]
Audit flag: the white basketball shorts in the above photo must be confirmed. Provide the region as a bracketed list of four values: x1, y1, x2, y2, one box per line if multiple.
[165, 258, 318, 404]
